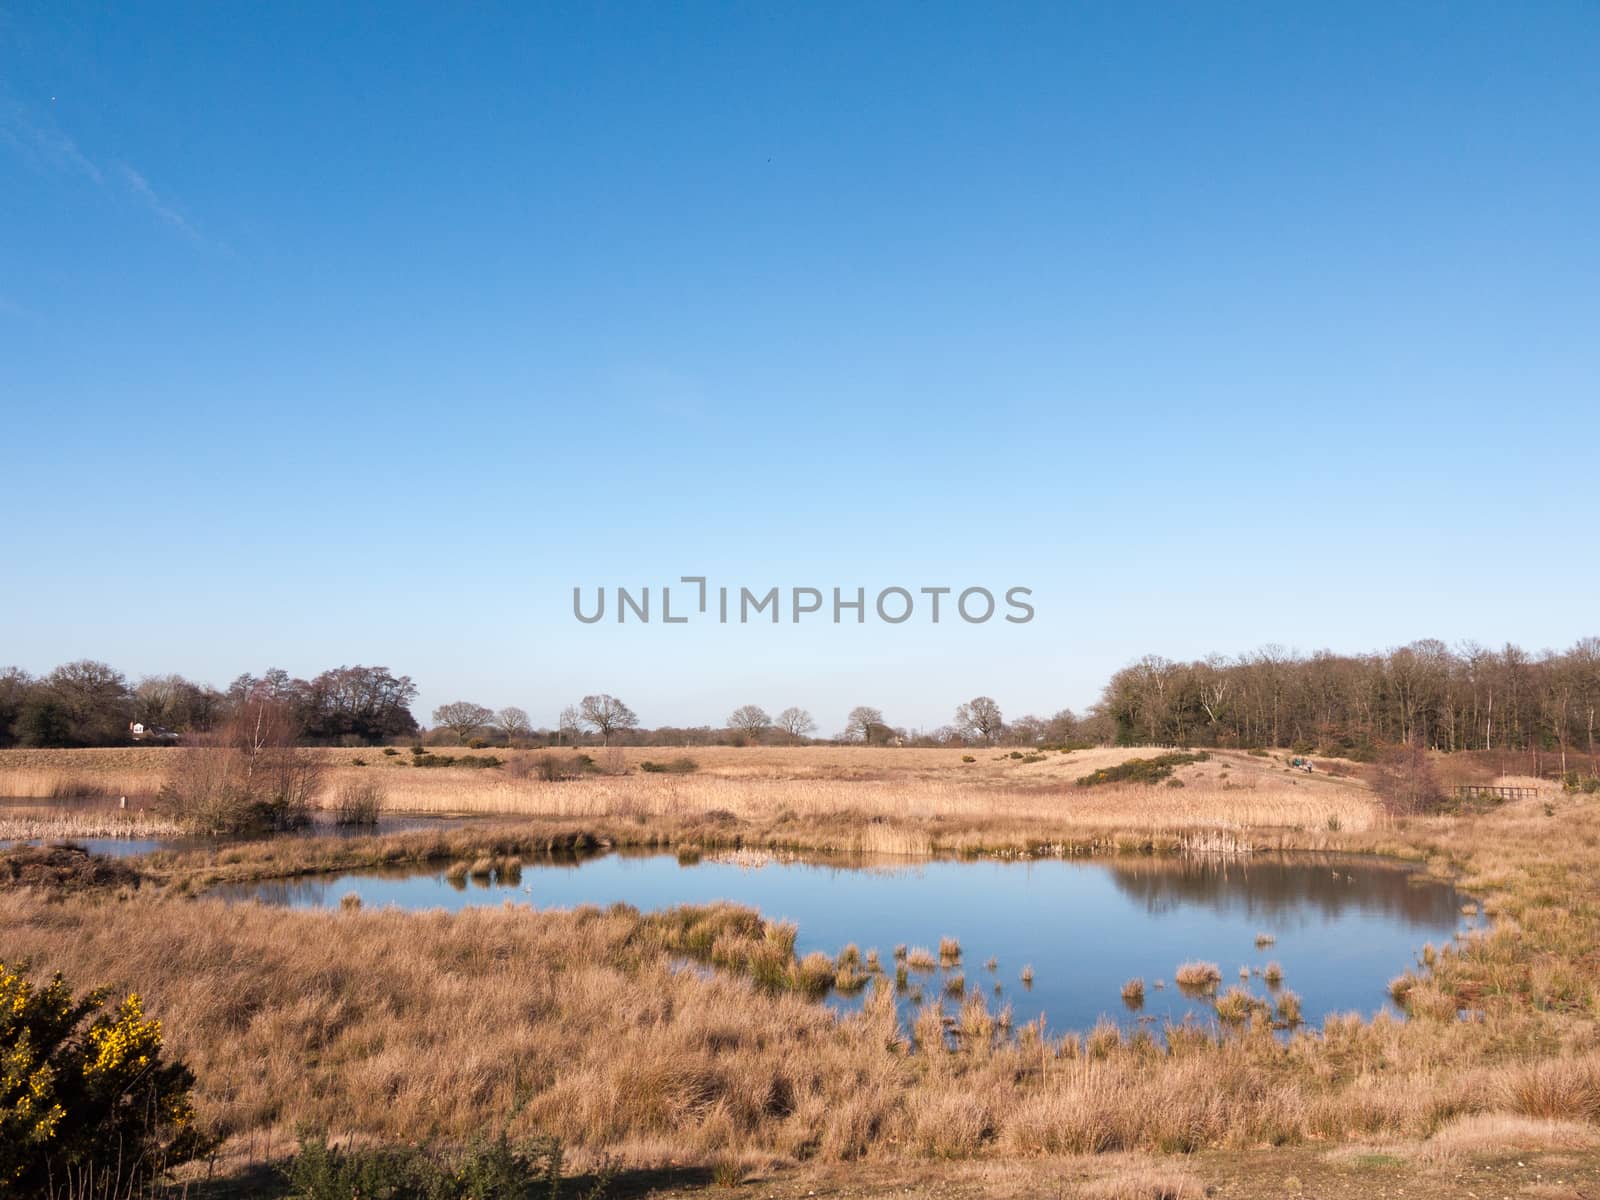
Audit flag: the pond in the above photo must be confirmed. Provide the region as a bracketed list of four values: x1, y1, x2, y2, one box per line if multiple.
[213, 849, 1476, 1035]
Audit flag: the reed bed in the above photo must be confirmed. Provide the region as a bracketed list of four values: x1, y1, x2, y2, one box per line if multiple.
[336, 772, 1378, 835]
[0, 810, 187, 840]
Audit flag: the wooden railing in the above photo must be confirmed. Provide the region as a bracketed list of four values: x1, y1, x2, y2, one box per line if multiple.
[1454, 784, 1537, 802]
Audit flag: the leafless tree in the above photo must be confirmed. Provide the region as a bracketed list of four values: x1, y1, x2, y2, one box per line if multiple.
[727, 704, 771, 742]
[578, 694, 638, 745]
[432, 701, 494, 744]
[493, 706, 533, 745]
[558, 705, 582, 746]
[159, 697, 322, 834]
[1370, 741, 1445, 815]
[776, 706, 816, 743]
[953, 696, 1004, 744]
[1008, 714, 1045, 745]
[844, 705, 887, 744]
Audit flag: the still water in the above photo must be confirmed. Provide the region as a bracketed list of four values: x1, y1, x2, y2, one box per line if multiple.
[214, 849, 1474, 1034]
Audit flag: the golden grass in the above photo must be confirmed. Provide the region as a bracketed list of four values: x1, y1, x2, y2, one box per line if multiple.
[0, 746, 1382, 840]
[0, 810, 187, 840]
[1419, 1112, 1600, 1163]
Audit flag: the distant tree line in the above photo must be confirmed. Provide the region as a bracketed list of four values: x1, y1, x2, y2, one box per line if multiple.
[0, 662, 419, 748]
[6, 637, 1597, 768]
[1097, 639, 1600, 769]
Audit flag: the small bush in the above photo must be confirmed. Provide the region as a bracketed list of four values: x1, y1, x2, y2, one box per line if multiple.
[530, 753, 583, 782]
[332, 778, 385, 827]
[640, 756, 699, 774]
[381, 747, 400, 757]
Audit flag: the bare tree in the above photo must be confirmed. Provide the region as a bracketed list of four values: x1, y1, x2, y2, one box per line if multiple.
[953, 696, 1005, 745]
[844, 705, 887, 744]
[775, 706, 816, 743]
[1008, 714, 1045, 746]
[558, 705, 582, 746]
[727, 704, 771, 743]
[493, 705, 533, 745]
[432, 701, 494, 744]
[578, 694, 638, 745]
[1370, 741, 1445, 815]
[159, 697, 322, 834]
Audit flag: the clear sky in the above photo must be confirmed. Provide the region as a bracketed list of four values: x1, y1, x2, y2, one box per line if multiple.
[3, 3, 1597, 734]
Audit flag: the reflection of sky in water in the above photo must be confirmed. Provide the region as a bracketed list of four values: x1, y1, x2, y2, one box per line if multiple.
[216, 852, 1471, 1037]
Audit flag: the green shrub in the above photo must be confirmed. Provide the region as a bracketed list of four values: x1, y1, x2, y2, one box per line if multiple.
[286, 1130, 614, 1200]
[640, 757, 699, 774]
[1076, 751, 1210, 787]
[411, 753, 503, 769]
[382, 747, 400, 757]
[1, 962, 211, 1195]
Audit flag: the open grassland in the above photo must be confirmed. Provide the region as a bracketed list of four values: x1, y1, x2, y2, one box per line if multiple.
[0, 745, 1383, 846]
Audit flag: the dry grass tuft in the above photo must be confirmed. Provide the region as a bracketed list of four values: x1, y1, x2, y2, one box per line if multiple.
[1420, 1112, 1600, 1164]
[1078, 1164, 1207, 1200]
[1504, 1055, 1600, 1122]
[1173, 962, 1221, 991]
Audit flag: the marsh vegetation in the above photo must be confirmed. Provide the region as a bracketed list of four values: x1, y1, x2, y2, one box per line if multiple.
[0, 742, 1593, 1196]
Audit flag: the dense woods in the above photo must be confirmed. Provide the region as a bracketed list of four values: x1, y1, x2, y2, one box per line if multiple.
[1098, 639, 1600, 766]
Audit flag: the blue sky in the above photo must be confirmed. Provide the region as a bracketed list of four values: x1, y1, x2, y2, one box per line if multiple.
[3, 3, 1597, 733]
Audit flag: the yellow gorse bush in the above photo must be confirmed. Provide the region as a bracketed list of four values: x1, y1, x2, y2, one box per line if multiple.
[84, 993, 159, 1078]
[0, 962, 207, 1196]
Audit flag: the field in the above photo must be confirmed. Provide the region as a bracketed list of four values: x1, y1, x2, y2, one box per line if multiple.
[4, 745, 1599, 1198]
[0, 744, 1377, 847]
